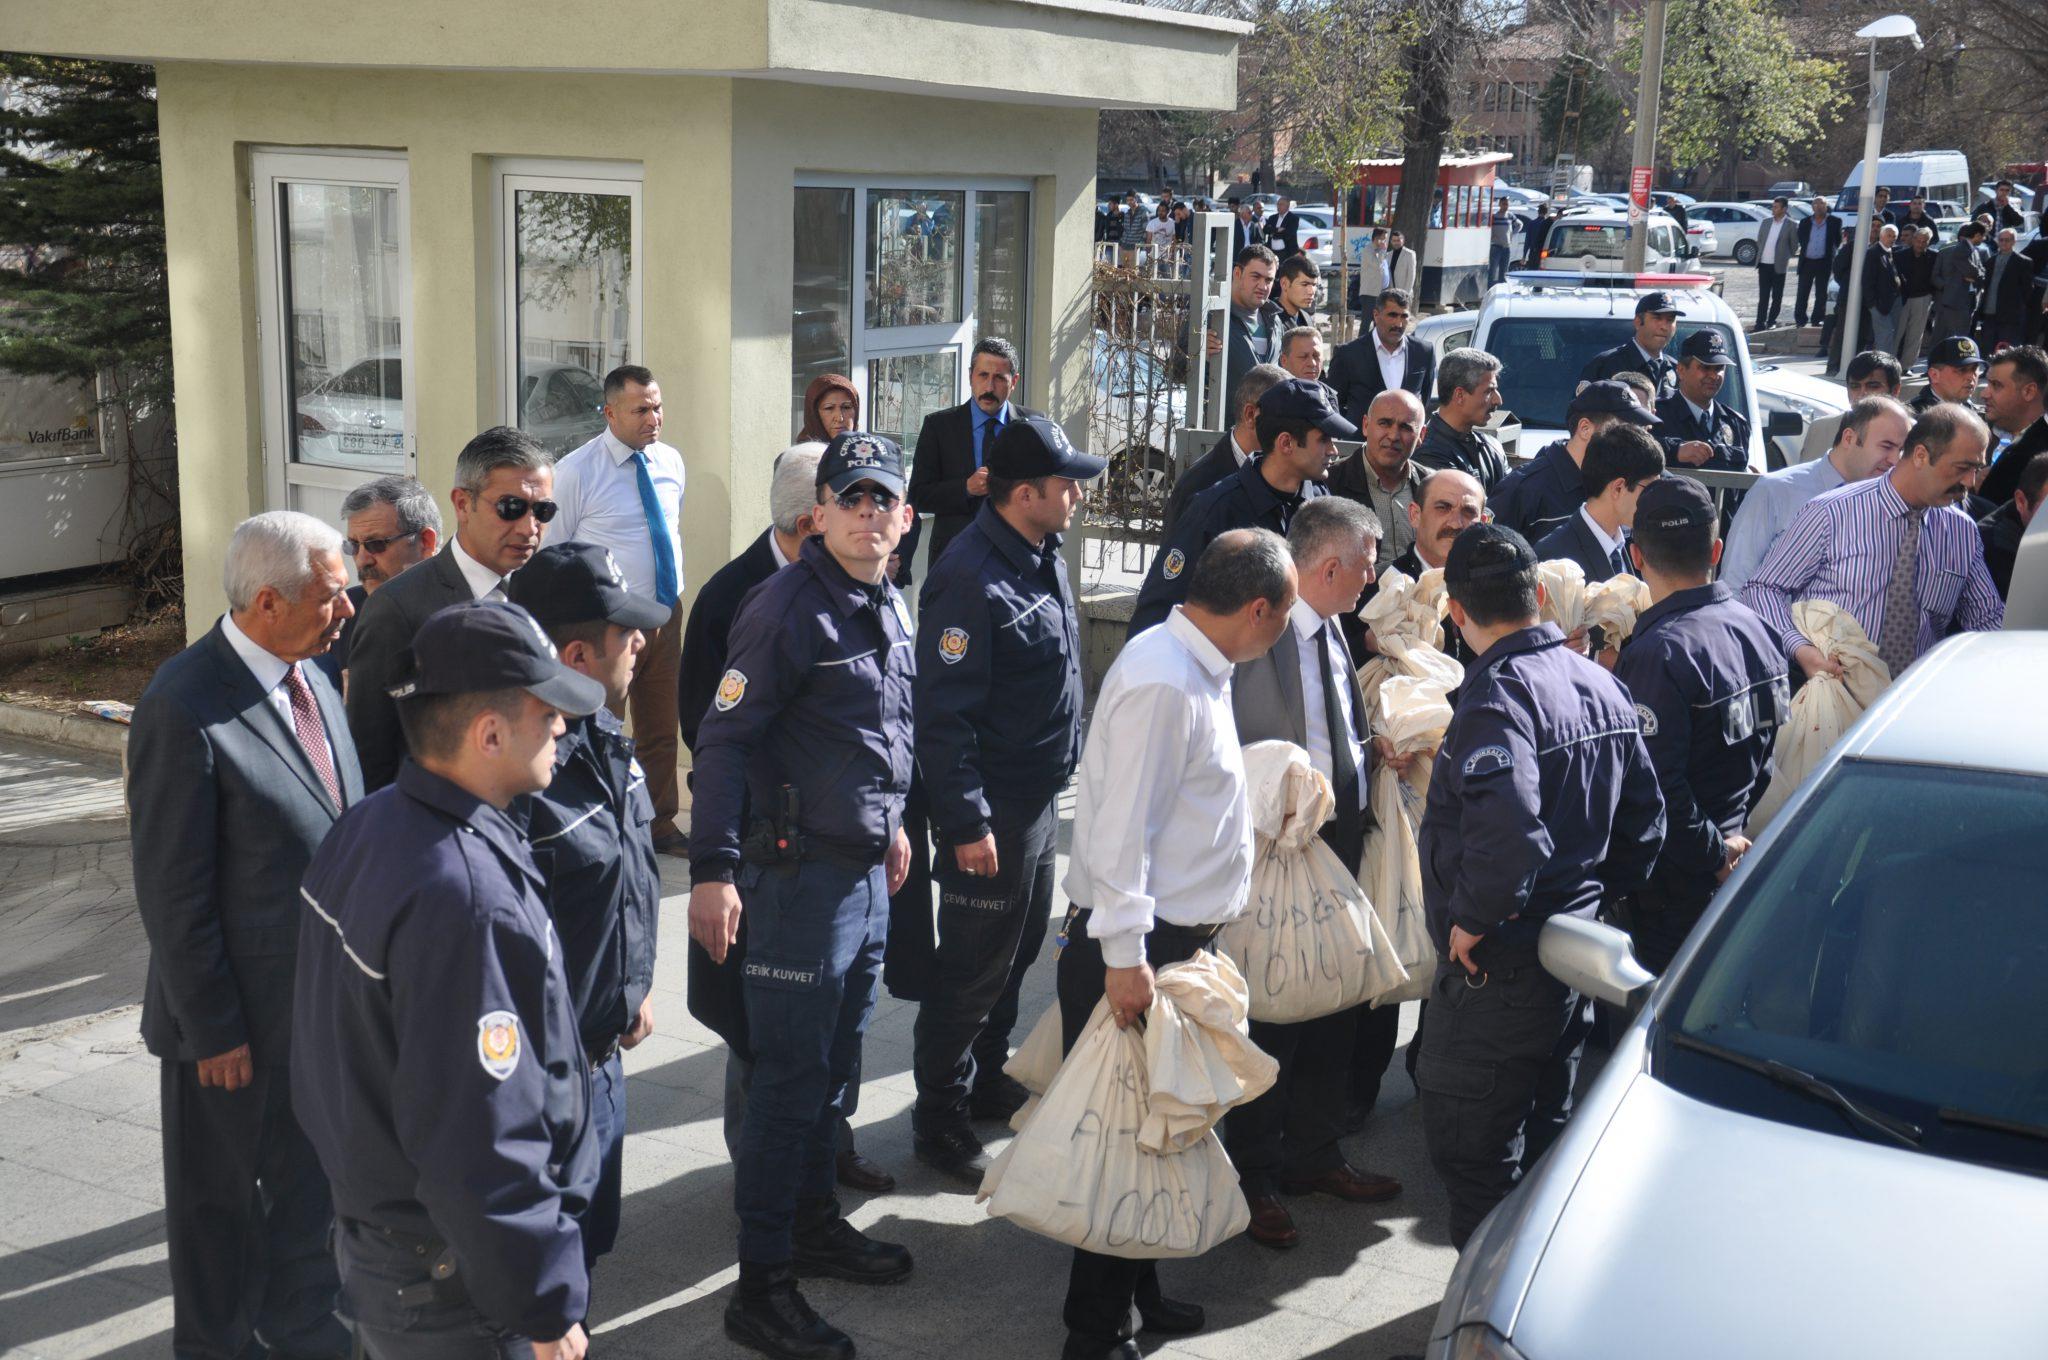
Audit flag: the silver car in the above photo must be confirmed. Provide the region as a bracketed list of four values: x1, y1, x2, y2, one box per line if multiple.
[1429, 629, 2048, 1360]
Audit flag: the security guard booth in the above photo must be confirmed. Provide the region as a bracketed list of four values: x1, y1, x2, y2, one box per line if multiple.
[5, 0, 1244, 631]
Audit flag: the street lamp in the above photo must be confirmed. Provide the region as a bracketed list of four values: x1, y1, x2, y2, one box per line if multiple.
[1834, 15, 1922, 376]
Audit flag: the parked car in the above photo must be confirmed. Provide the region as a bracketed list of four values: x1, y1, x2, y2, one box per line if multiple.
[515, 361, 608, 456]
[1752, 361, 1849, 468]
[1427, 627, 2048, 1360]
[1767, 178, 1814, 199]
[295, 350, 406, 470]
[1691, 201, 1774, 264]
[1090, 340, 1184, 507]
[1682, 219, 1720, 258]
[1288, 205, 1338, 273]
[1539, 207, 1696, 275]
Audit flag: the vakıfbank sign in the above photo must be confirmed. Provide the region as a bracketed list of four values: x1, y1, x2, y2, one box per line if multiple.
[0, 374, 102, 466]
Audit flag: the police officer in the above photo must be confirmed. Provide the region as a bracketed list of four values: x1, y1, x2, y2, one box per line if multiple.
[1416, 525, 1666, 1249]
[505, 543, 668, 1280]
[1911, 336, 1986, 415]
[1656, 331, 1751, 470]
[1612, 478, 1789, 973]
[687, 431, 917, 1360]
[1490, 380, 1660, 542]
[1130, 378, 1350, 634]
[293, 600, 603, 1359]
[909, 415, 1104, 1185]
[1580, 291, 1683, 400]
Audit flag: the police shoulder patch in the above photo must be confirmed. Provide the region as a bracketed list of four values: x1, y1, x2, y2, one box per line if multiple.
[1163, 548, 1186, 580]
[476, 1010, 521, 1081]
[1463, 744, 1514, 777]
[714, 669, 747, 711]
[1635, 702, 1660, 738]
[938, 627, 971, 664]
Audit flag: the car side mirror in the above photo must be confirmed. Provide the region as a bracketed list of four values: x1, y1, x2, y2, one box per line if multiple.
[1765, 410, 1805, 440]
[1539, 915, 1656, 1011]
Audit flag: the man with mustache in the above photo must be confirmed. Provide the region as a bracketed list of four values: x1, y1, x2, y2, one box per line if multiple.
[1416, 349, 1509, 490]
[316, 475, 442, 691]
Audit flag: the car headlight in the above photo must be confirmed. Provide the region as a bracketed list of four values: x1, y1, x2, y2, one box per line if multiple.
[1443, 1324, 1531, 1360]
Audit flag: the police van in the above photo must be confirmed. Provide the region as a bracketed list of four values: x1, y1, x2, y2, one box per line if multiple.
[1836, 150, 1972, 226]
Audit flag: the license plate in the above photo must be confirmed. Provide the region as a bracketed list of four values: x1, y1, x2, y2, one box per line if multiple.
[340, 432, 404, 454]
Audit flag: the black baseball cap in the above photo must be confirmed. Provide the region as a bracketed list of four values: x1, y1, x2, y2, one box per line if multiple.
[1927, 335, 1986, 370]
[506, 542, 670, 632]
[1567, 379, 1660, 427]
[1678, 330, 1732, 366]
[987, 414, 1108, 481]
[1632, 475, 1717, 538]
[1257, 378, 1359, 439]
[390, 600, 606, 716]
[817, 432, 907, 497]
[1635, 290, 1682, 317]
[1443, 523, 1539, 585]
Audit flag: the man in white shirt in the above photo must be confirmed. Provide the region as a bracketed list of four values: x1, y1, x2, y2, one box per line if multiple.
[1222, 498, 1403, 1253]
[552, 365, 689, 850]
[1721, 396, 1911, 592]
[1056, 527, 1297, 1360]
[1754, 197, 1796, 329]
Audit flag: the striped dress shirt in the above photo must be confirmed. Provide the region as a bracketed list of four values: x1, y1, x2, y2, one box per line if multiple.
[1741, 473, 2003, 662]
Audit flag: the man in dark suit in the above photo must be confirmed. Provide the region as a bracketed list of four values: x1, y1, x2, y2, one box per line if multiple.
[1163, 363, 1287, 541]
[345, 427, 555, 791]
[1794, 196, 1842, 329]
[1263, 195, 1304, 260]
[1655, 330, 1751, 471]
[1863, 224, 1904, 354]
[1978, 345, 2048, 506]
[1971, 181, 2028, 232]
[1534, 423, 1666, 585]
[1979, 228, 2037, 353]
[315, 475, 443, 690]
[1931, 222, 1988, 343]
[1232, 198, 1262, 257]
[1327, 288, 1435, 426]
[905, 336, 1042, 573]
[129, 511, 364, 1360]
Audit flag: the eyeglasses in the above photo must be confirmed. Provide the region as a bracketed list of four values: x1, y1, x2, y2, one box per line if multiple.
[490, 495, 558, 524]
[832, 487, 901, 513]
[343, 529, 421, 557]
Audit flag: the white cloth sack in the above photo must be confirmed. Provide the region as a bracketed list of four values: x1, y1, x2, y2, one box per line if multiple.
[1218, 743, 1408, 1023]
[978, 953, 1276, 1259]
[1747, 601, 1890, 833]
[1002, 1001, 1067, 1130]
[1537, 558, 1589, 633]
[1357, 566, 1459, 712]
[1583, 574, 1652, 646]
[1359, 673, 1455, 1005]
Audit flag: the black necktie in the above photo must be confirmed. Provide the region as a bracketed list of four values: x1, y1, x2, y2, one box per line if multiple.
[1609, 539, 1630, 578]
[1317, 624, 1365, 869]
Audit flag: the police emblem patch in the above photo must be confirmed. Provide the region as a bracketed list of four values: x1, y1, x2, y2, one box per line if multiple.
[1163, 548, 1186, 580]
[1635, 702, 1659, 738]
[938, 627, 970, 664]
[1463, 744, 1514, 776]
[476, 1011, 521, 1081]
[715, 669, 747, 710]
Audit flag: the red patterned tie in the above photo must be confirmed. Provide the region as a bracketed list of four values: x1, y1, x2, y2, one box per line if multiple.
[284, 664, 343, 811]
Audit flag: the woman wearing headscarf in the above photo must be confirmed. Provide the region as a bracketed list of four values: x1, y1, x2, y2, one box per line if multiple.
[799, 372, 860, 443]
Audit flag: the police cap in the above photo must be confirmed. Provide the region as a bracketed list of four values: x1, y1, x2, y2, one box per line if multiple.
[1927, 335, 1985, 370]
[818, 432, 907, 497]
[987, 414, 1109, 482]
[1258, 378, 1360, 440]
[1567, 379, 1660, 428]
[507, 542, 671, 632]
[1635, 290, 1682, 317]
[1443, 523, 1539, 585]
[391, 600, 606, 716]
[1632, 474, 1717, 539]
[1678, 330, 1732, 366]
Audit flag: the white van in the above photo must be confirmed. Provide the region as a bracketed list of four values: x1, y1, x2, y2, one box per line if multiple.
[1837, 150, 1971, 221]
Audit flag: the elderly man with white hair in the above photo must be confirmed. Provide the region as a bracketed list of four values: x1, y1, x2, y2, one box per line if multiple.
[127, 510, 363, 1360]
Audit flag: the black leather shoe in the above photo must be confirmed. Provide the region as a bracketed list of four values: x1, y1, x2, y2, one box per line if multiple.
[792, 1203, 913, 1285]
[1136, 1293, 1205, 1335]
[968, 1072, 1032, 1121]
[725, 1280, 854, 1360]
[1059, 1335, 1143, 1359]
[835, 1147, 896, 1194]
[913, 1124, 990, 1189]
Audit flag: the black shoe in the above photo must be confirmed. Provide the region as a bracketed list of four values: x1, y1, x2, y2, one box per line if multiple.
[725, 1279, 854, 1360]
[968, 1072, 1032, 1122]
[1060, 1335, 1143, 1360]
[792, 1201, 913, 1285]
[913, 1123, 990, 1189]
[1137, 1293, 1205, 1335]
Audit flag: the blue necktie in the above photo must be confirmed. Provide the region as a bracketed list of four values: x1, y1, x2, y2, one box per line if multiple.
[631, 449, 679, 608]
[976, 412, 1001, 470]
[1610, 539, 1630, 578]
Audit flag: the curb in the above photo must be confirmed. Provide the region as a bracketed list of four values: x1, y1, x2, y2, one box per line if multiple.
[0, 701, 128, 760]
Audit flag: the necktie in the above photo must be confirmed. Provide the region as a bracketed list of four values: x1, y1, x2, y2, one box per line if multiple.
[1317, 625, 1365, 869]
[631, 450, 680, 608]
[284, 665, 342, 811]
[1876, 507, 1925, 678]
[975, 414, 998, 471]
[1609, 540, 1630, 579]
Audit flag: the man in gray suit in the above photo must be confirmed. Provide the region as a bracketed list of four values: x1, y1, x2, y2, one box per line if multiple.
[129, 511, 364, 1360]
[345, 426, 556, 790]
[1221, 496, 1403, 1252]
[1754, 198, 1797, 330]
[1932, 222, 1989, 344]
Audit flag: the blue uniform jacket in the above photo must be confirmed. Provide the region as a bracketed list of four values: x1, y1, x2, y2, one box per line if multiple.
[1581, 343, 1677, 402]
[1611, 583, 1788, 906]
[522, 708, 660, 1051]
[914, 501, 1083, 844]
[292, 760, 596, 1340]
[1655, 393, 1750, 472]
[1419, 624, 1666, 969]
[1131, 457, 1326, 634]
[688, 536, 915, 880]
[1489, 439, 1585, 543]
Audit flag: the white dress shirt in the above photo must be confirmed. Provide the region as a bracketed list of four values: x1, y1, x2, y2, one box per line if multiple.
[1374, 332, 1408, 394]
[449, 537, 508, 601]
[1760, 217, 1787, 265]
[1288, 598, 1368, 810]
[768, 529, 793, 569]
[1066, 607, 1253, 968]
[551, 427, 687, 601]
[1228, 430, 1253, 468]
[1579, 504, 1627, 562]
[221, 613, 336, 771]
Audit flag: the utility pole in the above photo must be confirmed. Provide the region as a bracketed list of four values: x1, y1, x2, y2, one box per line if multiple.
[1623, 0, 1668, 273]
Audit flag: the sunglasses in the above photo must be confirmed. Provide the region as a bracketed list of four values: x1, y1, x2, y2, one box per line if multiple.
[343, 529, 421, 557]
[490, 495, 558, 524]
[832, 487, 901, 513]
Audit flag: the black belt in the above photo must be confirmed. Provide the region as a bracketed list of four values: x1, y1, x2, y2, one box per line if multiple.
[1059, 905, 1223, 955]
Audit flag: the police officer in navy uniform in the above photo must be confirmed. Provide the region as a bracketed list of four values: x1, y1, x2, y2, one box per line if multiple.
[293, 600, 604, 1360]
[1415, 525, 1666, 1249]
[1580, 291, 1683, 401]
[505, 543, 668, 1282]
[1655, 330, 1751, 471]
[909, 415, 1104, 1185]
[1490, 380, 1660, 542]
[1130, 378, 1351, 634]
[1612, 478, 1789, 973]
[688, 431, 918, 1360]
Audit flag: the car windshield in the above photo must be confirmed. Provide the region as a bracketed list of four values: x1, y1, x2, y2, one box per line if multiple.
[1658, 760, 2048, 1174]
[1486, 316, 1748, 431]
